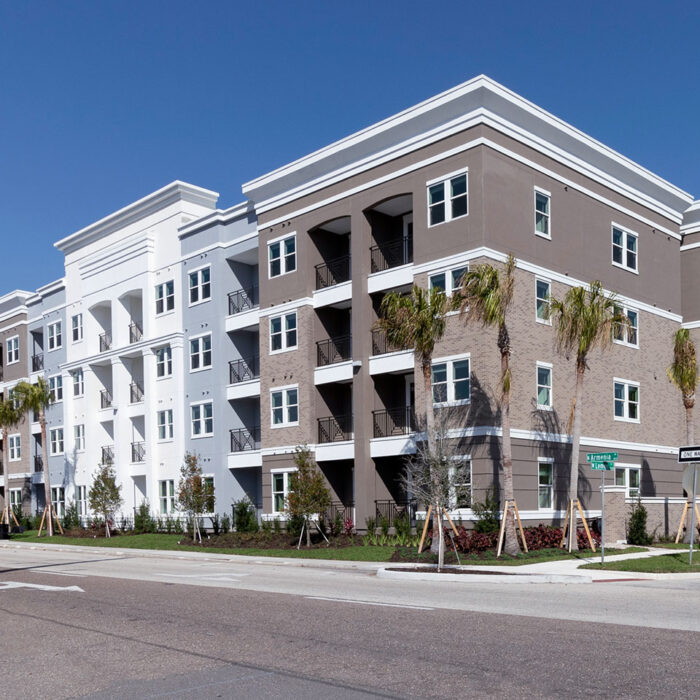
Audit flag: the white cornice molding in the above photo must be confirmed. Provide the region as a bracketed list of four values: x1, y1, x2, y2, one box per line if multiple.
[178, 200, 254, 238]
[258, 297, 314, 317]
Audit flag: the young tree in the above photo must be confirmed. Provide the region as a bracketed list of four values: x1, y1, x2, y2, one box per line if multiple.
[177, 452, 214, 543]
[550, 281, 628, 550]
[0, 399, 21, 527]
[455, 254, 520, 555]
[375, 285, 451, 552]
[88, 463, 123, 538]
[667, 328, 698, 446]
[286, 446, 331, 547]
[13, 378, 54, 535]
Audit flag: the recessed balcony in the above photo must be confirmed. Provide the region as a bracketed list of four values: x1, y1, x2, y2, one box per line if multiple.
[129, 382, 144, 404]
[99, 331, 112, 353]
[100, 389, 113, 409]
[32, 353, 44, 372]
[317, 414, 353, 444]
[228, 286, 259, 316]
[230, 427, 261, 453]
[129, 322, 143, 344]
[316, 335, 352, 367]
[229, 356, 260, 384]
[372, 407, 415, 438]
[131, 442, 145, 463]
[101, 445, 114, 465]
[315, 255, 351, 290]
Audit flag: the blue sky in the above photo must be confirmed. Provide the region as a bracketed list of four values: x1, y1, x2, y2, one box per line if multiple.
[1, 1, 699, 292]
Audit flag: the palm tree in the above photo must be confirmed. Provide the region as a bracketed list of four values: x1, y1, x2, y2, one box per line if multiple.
[455, 254, 520, 556]
[14, 378, 54, 535]
[0, 398, 21, 527]
[667, 328, 698, 446]
[549, 281, 628, 550]
[376, 284, 451, 562]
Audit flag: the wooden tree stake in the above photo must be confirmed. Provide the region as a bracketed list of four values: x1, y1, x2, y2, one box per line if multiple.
[417, 505, 432, 553]
[675, 499, 700, 544]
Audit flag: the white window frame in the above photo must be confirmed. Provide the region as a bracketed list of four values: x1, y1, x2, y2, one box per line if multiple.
[156, 346, 173, 378]
[201, 475, 215, 515]
[6, 335, 19, 365]
[189, 333, 212, 372]
[611, 224, 639, 274]
[431, 354, 471, 406]
[72, 313, 83, 342]
[51, 486, 66, 518]
[534, 187, 551, 239]
[9, 488, 22, 509]
[50, 427, 64, 456]
[538, 458, 554, 510]
[73, 368, 84, 397]
[427, 168, 469, 227]
[190, 400, 213, 438]
[268, 233, 297, 279]
[74, 424, 85, 452]
[535, 277, 552, 325]
[155, 280, 175, 315]
[47, 321, 63, 351]
[271, 468, 296, 514]
[8, 433, 21, 461]
[269, 311, 298, 354]
[188, 264, 211, 306]
[48, 374, 63, 402]
[270, 385, 299, 428]
[448, 456, 472, 510]
[428, 264, 469, 297]
[157, 409, 174, 441]
[613, 378, 640, 423]
[615, 463, 641, 499]
[536, 362, 553, 410]
[76, 485, 88, 517]
[159, 479, 175, 515]
[613, 305, 639, 348]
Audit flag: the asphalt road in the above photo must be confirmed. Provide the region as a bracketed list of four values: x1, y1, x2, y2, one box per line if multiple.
[1, 545, 699, 699]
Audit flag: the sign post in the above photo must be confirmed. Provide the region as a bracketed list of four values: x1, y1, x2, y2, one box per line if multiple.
[677, 446, 700, 566]
[587, 452, 617, 565]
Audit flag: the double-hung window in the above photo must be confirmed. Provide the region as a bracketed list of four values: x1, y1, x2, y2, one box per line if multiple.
[535, 189, 551, 238]
[191, 402, 213, 437]
[613, 306, 639, 347]
[535, 279, 551, 324]
[74, 424, 85, 452]
[614, 379, 640, 422]
[615, 465, 640, 498]
[155, 280, 175, 314]
[157, 409, 174, 440]
[268, 234, 296, 277]
[49, 375, 63, 402]
[536, 363, 553, 410]
[72, 314, 83, 342]
[449, 457, 472, 509]
[429, 265, 468, 296]
[159, 480, 175, 514]
[189, 266, 211, 304]
[431, 356, 470, 405]
[612, 226, 638, 272]
[271, 386, 299, 427]
[50, 428, 64, 455]
[77, 485, 88, 518]
[156, 346, 173, 377]
[51, 486, 66, 517]
[538, 459, 554, 509]
[189, 334, 212, 371]
[8, 434, 20, 461]
[73, 369, 84, 397]
[272, 470, 295, 513]
[10, 488, 22, 510]
[6, 336, 19, 364]
[270, 312, 297, 352]
[427, 170, 468, 226]
[47, 321, 62, 350]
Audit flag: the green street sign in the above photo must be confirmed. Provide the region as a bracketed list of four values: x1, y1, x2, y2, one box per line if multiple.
[591, 461, 615, 471]
[586, 452, 618, 463]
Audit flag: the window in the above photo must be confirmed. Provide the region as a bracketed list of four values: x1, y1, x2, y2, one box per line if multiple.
[77, 485, 87, 518]
[612, 226, 638, 272]
[159, 480, 175, 515]
[536, 363, 552, 409]
[535, 279, 551, 324]
[155, 280, 175, 314]
[188, 266, 211, 304]
[270, 312, 297, 353]
[614, 379, 640, 422]
[427, 170, 468, 226]
[535, 189, 551, 238]
[271, 387, 299, 427]
[449, 457, 472, 509]
[8, 434, 20, 461]
[74, 424, 85, 452]
[189, 334, 212, 371]
[191, 402, 213, 437]
[73, 369, 84, 397]
[49, 375, 63, 402]
[72, 314, 83, 342]
[50, 428, 64, 455]
[271, 470, 295, 513]
[6, 336, 19, 364]
[613, 306, 639, 347]
[51, 486, 66, 518]
[10, 488, 22, 509]
[268, 234, 296, 277]
[47, 321, 62, 350]
[202, 476, 214, 513]
[431, 357, 470, 405]
[429, 265, 468, 296]
[538, 460, 554, 509]
[7, 388, 20, 410]
[157, 409, 174, 440]
[156, 346, 173, 378]
[615, 465, 640, 498]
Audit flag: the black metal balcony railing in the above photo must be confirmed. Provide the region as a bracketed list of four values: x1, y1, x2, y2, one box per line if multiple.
[129, 322, 143, 344]
[0, 459, 3, 476]
[100, 389, 113, 409]
[375, 500, 418, 527]
[372, 407, 416, 438]
[99, 331, 112, 352]
[101, 446, 114, 465]
[316, 335, 352, 367]
[34, 454, 43, 473]
[131, 442, 145, 463]
[370, 328, 411, 356]
[229, 356, 260, 384]
[315, 254, 351, 290]
[230, 427, 261, 453]
[324, 501, 355, 526]
[369, 236, 413, 273]
[317, 415, 353, 444]
[130, 382, 144, 404]
[32, 353, 44, 372]
[228, 286, 259, 315]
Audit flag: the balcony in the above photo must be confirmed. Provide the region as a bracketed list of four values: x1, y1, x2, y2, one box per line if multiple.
[129, 322, 143, 344]
[131, 442, 145, 463]
[375, 500, 417, 527]
[100, 389, 113, 409]
[129, 382, 144, 404]
[315, 255, 351, 290]
[371, 328, 410, 356]
[372, 407, 415, 438]
[99, 331, 112, 352]
[34, 454, 43, 473]
[229, 356, 260, 384]
[370, 237, 413, 274]
[317, 415, 353, 444]
[228, 286, 259, 315]
[230, 427, 261, 453]
[316, 335, 352, 367]
[32, 353, 44, 372]
[101, 445, 114, 465]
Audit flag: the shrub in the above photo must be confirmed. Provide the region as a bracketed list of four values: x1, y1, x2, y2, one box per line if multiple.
[261, 518, 272, 533]
[62, 501, 82, 530]
[472, 490, 501, 533]
[394, 512, 411, 539]
[287, 513, 305, 538]
[134, 501, 156, 534]
[379, 515, 390, 537]
[628, 499, 652, 545]
[233, 498, 259, 533]
[329, 511, 344, 537]
[221, 513, 231, 534]
[343, 516, 354, 536]
[364, 516, 376, 534]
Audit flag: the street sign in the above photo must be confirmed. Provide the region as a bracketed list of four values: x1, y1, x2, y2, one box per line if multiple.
[678, 446, 700, 463]
[591, 462, 614, 471]
[586, 452, 618, 463]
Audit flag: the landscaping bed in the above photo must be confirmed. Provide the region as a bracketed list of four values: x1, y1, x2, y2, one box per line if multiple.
[580, 553, 700, 574]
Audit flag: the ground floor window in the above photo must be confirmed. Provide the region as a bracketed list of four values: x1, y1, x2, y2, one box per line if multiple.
[159, 480, 175, 515]
[76, 485, 88, 518]
[538, 460, 553, 509]
[51, 486, 66, 517]
[271, 471, 294, 513]
[9, 488, 22, 511]
[449, 457, 472, 509]
[615, 465, 640, 498]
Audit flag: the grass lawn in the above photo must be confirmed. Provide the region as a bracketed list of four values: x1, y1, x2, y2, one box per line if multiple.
[580, 552, 700, 573]
[7, 530, 646, 565]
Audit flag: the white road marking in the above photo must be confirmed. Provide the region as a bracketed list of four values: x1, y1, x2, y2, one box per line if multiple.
[305, 596, 433, 611]
[161, 573, 249, 582]
[33, 570, 89, 578]
[0, 581, 84, 592]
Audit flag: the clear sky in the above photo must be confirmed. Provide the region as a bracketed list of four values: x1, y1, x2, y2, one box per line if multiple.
[1, 0, 699, 293]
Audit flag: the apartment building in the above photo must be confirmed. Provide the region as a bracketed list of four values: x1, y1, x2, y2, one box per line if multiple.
[1, 76, 698, 529]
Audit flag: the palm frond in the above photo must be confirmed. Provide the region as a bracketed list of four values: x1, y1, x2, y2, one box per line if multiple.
[667, 328, 698, 406]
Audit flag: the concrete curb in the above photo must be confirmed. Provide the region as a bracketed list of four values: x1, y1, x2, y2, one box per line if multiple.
[376, 566, 592, 584]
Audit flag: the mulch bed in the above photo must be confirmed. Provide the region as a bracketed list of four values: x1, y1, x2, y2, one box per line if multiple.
[385, 566, 515, 575]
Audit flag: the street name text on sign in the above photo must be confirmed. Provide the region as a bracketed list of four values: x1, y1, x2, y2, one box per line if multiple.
[591, 462, 614, 471]
[586, 452, 618, 463]
[678, 446, 700, 463]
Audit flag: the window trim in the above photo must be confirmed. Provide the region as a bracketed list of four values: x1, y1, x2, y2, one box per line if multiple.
[267, 232, 297, 279]
[9, 487, 22, 508]
[188, 264, 212, 307]
[190, 400, 214, 438]
[71, 313, 83, 343]
[448, 455, 472, 510]
[155, 279, 175, 316]
[73, 368, 84, 397]
[48, 374, 63, 403]
[51, 485, 66, 517]
[612, 305, 639, 349]
[74, 424, 85, 452]
[270, 384, 300, 428]
[47, 321, 63, 351]
[611, 223, 639, 275]
[534, 187, 551, 240]
[536, 361, 553, 411]
[271, 467, 297, 514]
[6, 335, 19, 365]
[157, 409, 174, 442]
[8, 433, 21, 462]
[49, 427, 65, 456]
[537, 457, 554, 510]
[159, 479, 176, 515]
[535, 277, 552, 326]
[155, 345, 173, 379]
[615, 462, 641, 499]
[613, 377, 640, 424]
[76, 484, 88, 517]
[269, 310, 298, 355]
[189, 333, 212, 373]
[426, 168, 469, 228]
[428, 263, 469, 297]
[431, 353, 471, 407]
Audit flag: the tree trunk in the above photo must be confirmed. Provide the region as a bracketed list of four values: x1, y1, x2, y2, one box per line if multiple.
[40, 411, 53, 537]
[105, 513, 110, 538]
[306, 517, 311, 547]
[436, 508, 444, 571]
[568, 360, 586, 552]
[423, 360, 442, 559]
[685, 402, 694, 446]
[3, 426, 10, 526]
[500, 348, 520, 556]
